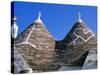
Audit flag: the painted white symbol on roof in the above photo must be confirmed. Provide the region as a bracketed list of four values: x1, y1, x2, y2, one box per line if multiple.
[68, 28, 95, 46]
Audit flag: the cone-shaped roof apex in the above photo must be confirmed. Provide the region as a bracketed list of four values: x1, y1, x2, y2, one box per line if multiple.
[35, 12, 43, 23]
[77, 12, 83, 23]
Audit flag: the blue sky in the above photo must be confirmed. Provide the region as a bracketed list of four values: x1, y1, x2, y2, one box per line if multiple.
[11, 1, 97, 40]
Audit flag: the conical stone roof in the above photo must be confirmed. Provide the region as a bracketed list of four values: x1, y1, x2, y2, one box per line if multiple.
[12, 12, 97, 72]
[56, 13, 97, 65]
[14, 12, 60, 72]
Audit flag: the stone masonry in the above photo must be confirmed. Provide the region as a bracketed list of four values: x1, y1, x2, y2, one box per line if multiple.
[12, 13, 97, 73]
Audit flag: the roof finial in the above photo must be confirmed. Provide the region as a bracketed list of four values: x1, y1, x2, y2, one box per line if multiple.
[38, 12, 41, 19]
[77, 12, 83, 22]
[78, 12, 81, 19]
[35, 12, 43, 23]
[12, 16, 17, 21]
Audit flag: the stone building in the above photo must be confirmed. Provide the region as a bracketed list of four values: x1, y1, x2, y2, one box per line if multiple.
[11, 12, 97, 73]
[56, 12, 97, 66]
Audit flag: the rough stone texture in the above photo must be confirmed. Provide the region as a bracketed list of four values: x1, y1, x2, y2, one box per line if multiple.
[14, 22, 60, 72]
[56, 22, 97, 65]
[12, 21, 97, 73]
